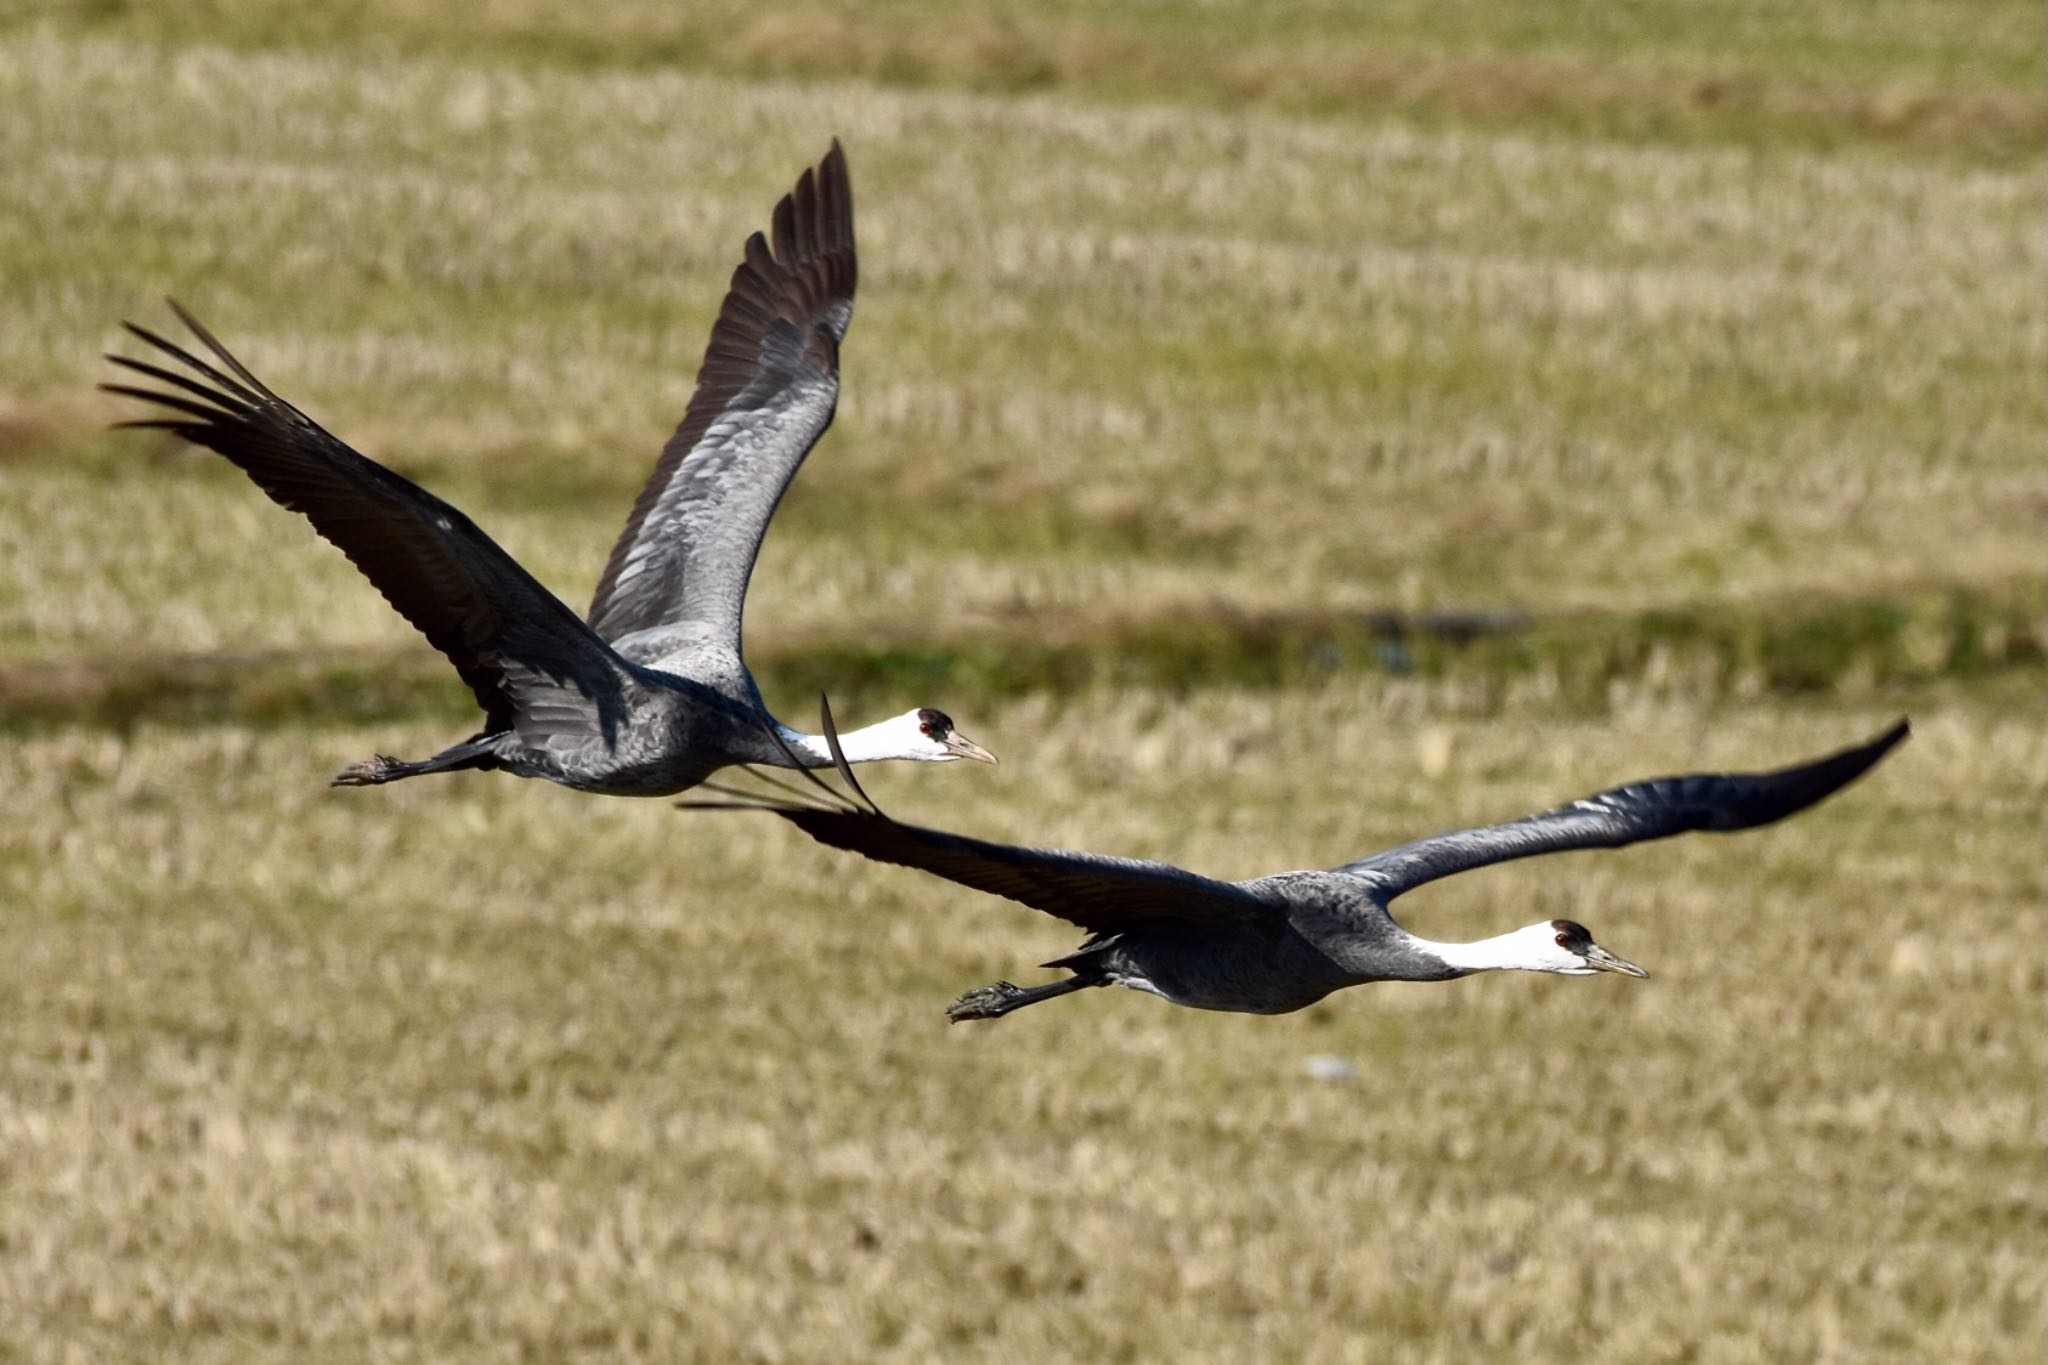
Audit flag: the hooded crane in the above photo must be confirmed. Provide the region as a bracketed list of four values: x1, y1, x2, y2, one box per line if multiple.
[101, 142, 994, 796]
[698, 706, 1907, 1020]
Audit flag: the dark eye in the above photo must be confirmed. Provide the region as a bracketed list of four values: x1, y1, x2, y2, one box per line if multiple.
[919, 722, 935, 737]
[1555, 933, 1570, 947]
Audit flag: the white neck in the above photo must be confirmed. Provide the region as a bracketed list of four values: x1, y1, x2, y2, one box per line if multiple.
[773, 722, 917, 767]
[1400, 927, 1545, 976]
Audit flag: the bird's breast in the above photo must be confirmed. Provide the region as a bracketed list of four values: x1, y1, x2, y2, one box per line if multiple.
[1108, 928, 1353, 1016]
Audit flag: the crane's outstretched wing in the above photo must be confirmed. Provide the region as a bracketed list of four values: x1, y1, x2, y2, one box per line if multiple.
[770, 805, 1279, 937]
[687, 697, 1280, 938]
[1335, 721, 1908, 900]
[103, 304, 636, 742]
[586, 141, 855, 669]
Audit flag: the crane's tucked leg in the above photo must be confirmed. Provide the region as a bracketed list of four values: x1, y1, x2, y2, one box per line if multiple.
[331, 733, 506, 787]
[946, 974, 1100, 1023]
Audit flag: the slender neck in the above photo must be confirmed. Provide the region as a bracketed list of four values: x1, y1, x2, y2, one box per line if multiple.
[771, 722, 908, 768]
[1396, 927, 1538, 978]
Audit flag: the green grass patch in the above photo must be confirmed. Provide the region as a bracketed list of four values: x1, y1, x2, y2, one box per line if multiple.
[7, 581, 2037, 735]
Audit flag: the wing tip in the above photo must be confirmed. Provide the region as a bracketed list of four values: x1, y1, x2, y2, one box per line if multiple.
[1749, 716, 1911, 827]
[1842, 715, 1911, 773]
[821, 139, 850, 209]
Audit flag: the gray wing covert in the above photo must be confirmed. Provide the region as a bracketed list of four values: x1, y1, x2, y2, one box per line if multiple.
[587, 141, 856, 667]
[1335, 721, 1909, 900]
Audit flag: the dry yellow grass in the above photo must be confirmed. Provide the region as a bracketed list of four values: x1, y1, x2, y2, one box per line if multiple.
[28, 0, 2045, 156]
[2, 689, 2039, 1360]
[1, 32, 2041, 668]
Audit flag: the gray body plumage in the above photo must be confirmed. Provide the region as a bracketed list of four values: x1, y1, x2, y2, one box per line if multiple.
[104, 144, 898, 798]
[467, 669, 810, 796]
[1063, 872, 1457, 1015]
[713, 714, 1909, 1019]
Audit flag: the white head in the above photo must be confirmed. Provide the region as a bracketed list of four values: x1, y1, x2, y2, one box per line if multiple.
[1506, 919, 1648, 977]
[858, 708, 999, 764]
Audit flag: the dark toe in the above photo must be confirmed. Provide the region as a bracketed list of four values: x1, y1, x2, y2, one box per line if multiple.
[946, 981, 1021, 1023]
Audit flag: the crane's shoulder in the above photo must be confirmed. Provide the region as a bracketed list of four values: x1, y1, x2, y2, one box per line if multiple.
[1238, 869, 1391, 911]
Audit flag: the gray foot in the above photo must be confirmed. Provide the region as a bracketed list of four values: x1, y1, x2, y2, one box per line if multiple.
[330, 754, 402, 787]
[947, 981, 1026, 1023]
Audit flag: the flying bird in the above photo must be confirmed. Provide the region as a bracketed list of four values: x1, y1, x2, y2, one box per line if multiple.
[699, 707, 1907, 1020]
[102, 142, 994, 796]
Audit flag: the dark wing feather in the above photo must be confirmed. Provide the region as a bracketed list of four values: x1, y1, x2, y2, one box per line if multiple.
[774, 805, 1279, 938]
[103, 303, 634, 739]
[586, 140, 855, 663]
[1338, 721, 1909, 900]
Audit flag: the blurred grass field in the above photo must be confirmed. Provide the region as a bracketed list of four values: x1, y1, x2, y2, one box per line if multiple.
[1, 2, 2042, 1361]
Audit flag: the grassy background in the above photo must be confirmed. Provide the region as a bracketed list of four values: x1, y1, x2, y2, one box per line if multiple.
[1, 2, 2041, 1360]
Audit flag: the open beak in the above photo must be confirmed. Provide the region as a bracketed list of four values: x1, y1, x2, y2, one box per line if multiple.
[944, 732, 999, 764]
[1584, 944, 1648, 978]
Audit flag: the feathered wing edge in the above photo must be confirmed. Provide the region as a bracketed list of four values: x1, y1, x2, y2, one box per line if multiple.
[683, 697, 1280, 939]
[1337, 719, 1911, 901]
[102, 301, 636, 743]
[585, 140, 856, 653]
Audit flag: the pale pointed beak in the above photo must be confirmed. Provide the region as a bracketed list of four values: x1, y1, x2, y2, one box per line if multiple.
[1584, 944, 1648, 978]
[944, 732, 998, 764]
